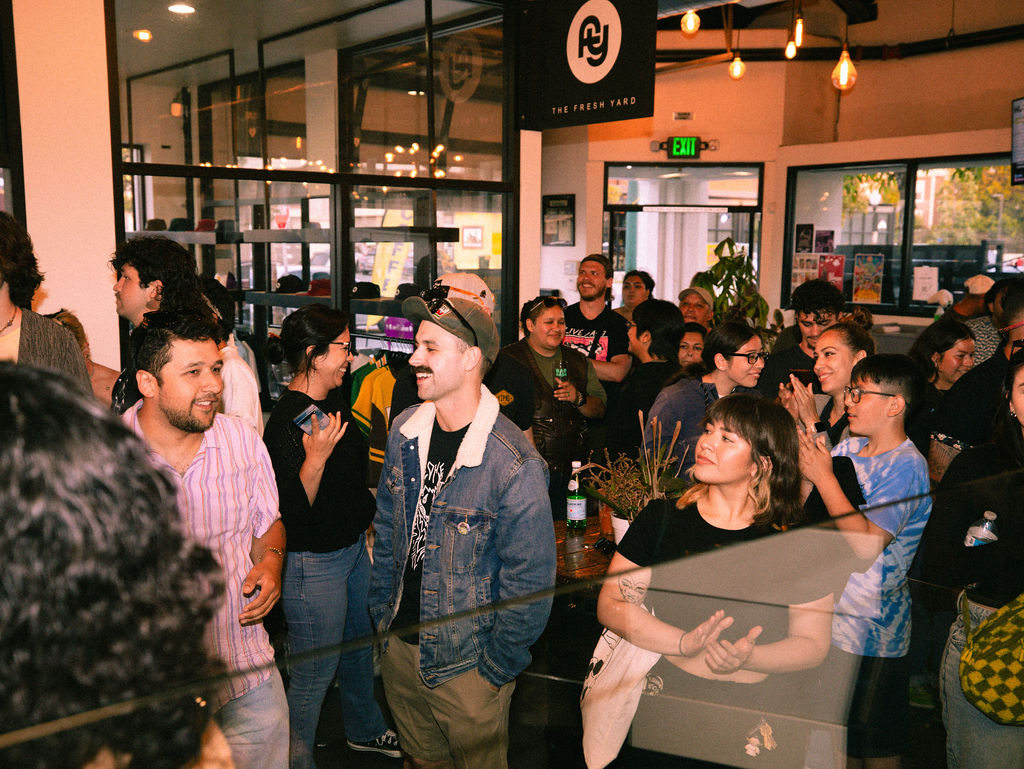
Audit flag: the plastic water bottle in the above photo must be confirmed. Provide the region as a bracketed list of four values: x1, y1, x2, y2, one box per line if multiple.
[964, 511, 999, 546]
[567, 460, 587, 530]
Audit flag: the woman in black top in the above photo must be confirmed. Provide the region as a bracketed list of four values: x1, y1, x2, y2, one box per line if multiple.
[921, 349, 1024, 768]
[597, 396, 852, 767]
[905, 317, 975, 454]
[263, 304, 398, 766]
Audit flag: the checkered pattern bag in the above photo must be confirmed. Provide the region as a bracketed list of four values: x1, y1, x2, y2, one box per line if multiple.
[958, 591, 1024, 725]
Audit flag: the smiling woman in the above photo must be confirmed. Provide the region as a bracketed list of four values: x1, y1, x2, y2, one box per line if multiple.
[500, 295, 607, 518]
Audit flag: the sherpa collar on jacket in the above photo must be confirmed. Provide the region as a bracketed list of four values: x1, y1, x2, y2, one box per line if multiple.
[399, 384, 500, 481]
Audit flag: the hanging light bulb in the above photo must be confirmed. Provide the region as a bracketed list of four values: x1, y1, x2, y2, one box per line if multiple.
[728, 54, 746, 80]
[793, 13, 805, 47]
[680, 9, 700, 36]
[831, 43, 857, 90]
[784, 37, 797, 59]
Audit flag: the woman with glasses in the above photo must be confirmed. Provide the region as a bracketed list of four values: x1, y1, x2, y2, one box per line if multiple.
[597, 396, 844, 767]
[502, 295, 607, 518]
[919, 349, 1024, 769]
[781, 320, 875, 449]
[263, 304, 399, 767]
[645, 321, 766, 476]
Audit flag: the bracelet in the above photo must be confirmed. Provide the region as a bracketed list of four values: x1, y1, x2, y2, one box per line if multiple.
[575, 390, 586, 407]
[678, 632, 686, 656]
[260, 546, 285, 563]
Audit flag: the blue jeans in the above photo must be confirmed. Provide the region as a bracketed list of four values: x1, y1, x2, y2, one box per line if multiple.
[215, 668, 289, 769]
[939, 597, 1024, 769]
[283, 535, 388, 769]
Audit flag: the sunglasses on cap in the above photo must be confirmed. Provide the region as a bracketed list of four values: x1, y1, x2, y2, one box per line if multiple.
[420, 287, 478, 346]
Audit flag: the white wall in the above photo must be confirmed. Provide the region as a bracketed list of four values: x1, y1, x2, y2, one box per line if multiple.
[12, 0, 119, 367]
[537, 20, 1022, 324]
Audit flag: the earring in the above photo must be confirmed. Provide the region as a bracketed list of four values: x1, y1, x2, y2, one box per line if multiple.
[1011, 405, 1018, 418]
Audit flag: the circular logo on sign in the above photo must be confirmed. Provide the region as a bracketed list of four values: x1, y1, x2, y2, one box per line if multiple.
[565, 0, 621, 85]
[439, 32, 483, 104]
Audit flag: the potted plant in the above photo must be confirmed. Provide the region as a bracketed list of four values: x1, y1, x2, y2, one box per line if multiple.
[581, 415, 689, 542]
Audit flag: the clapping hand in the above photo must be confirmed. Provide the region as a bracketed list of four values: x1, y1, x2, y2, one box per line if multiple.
[797, 425, 833, 487]
[677, 609, 734, 657]
[704, 625, 763, 675]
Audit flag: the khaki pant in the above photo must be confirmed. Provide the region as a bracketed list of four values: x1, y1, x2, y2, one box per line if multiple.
[381, 638, 515, 769]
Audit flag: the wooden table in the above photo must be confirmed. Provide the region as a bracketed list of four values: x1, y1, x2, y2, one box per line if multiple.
[554, 516, 613, 586]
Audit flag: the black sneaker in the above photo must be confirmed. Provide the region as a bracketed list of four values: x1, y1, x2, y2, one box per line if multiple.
[347, 729, 402, 759]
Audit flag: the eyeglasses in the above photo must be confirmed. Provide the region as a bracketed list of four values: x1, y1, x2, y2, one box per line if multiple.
[844, 385, 897, 404]
[527, 296, 567, 315]
[722, 351, 769, 365]
[421, 288, 478, 346]
[139, 309, 205, 329]
[625, 321, 636, 330]
[329, 341, 351, 352]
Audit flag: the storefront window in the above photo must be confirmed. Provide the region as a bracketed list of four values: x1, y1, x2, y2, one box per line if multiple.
[786, 156, 1023, 315]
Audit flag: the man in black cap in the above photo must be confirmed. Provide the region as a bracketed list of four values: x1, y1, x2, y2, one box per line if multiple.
[369, 291, 555, 769]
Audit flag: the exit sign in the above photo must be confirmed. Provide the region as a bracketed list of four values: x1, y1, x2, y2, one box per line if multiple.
[668, 136, 701, 159]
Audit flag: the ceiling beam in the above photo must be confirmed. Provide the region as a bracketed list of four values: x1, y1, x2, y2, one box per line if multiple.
[831, 0, 878, 25]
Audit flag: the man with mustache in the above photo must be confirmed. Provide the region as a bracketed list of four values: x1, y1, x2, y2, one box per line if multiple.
[123, 310, 289, 769]
[369, 291, 555, 769]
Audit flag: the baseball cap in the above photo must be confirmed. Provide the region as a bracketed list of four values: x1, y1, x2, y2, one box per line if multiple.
[403, 292, 499, 363]
[435, 272, 495, 314]
[678, 286, 713, 308]
[964, 274, 995, 296]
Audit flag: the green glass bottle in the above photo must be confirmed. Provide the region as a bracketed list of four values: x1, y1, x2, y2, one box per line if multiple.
[567, 460, 587, 530]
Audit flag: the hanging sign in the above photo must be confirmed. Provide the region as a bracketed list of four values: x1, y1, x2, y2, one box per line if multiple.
[518, 0, 657, 130]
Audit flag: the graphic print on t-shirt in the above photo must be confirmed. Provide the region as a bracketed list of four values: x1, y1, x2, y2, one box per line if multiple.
[564, 329, 609, 361]
[409, 456, 448, 570]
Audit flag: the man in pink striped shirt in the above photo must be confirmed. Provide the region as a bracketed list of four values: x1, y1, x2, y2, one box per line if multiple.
[124, 310, 289, 769]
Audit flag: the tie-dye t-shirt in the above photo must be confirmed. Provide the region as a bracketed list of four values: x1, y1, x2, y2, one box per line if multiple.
[830, 437, 931, 658]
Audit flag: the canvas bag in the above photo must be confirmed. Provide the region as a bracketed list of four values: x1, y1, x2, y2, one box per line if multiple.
[580, 609, 662, 769]
[959, 590, 1024, 725]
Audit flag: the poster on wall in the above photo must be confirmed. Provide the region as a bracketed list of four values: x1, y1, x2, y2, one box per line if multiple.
[853, 254, 885, 303]
[794, 224, 814, 252]
[1013, 96, 1024, 185]
[814, 230, 835, 253]
[542, 194, 576, 246]
[791, 253, 820, 292]
[912, 265, 940, 302]
[818, 254, 846, 291]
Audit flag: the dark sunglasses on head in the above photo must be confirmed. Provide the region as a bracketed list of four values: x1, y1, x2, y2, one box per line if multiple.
[420, 288, 478, 346]
[139, 309, 205, 329]
[527, 296, 567, 315]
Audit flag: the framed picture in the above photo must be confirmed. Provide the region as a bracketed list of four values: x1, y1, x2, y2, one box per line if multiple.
[542, 194, 575, 246]
[462, 226, 483, 249]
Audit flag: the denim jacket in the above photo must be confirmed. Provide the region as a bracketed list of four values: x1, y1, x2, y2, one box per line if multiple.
[369, 385, 556, 688]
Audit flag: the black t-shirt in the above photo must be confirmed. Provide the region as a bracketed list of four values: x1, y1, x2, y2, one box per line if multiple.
[562, 303, 629, 365]
[605, 360, 680, 459]
[618, 500, 860, 729]
[263, 388, 376, 552]
[389, 352, 534, 431]
[931, 349, 1008, 450]
[393, 419, 469, 639]
[757, 344, 816, 398]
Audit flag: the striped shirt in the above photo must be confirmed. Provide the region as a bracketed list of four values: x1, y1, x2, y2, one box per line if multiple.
[125, 403, 281, 707]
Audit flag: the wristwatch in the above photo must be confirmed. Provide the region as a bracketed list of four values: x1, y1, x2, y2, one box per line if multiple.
[574, 389, 586, 407]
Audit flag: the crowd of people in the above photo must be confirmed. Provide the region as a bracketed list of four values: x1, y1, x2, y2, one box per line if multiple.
[1, 223, 1022, 769]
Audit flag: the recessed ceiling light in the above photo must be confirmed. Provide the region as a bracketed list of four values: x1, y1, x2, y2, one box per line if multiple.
[132, 29, 153, 41]
[168, 4, 195, 14]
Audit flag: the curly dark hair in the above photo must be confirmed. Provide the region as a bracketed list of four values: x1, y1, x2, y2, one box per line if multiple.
[131, 310, 221, 380]
[0, 212, 43, 308]
[110, 236, 204, 315]
[790, 279, 845, 317]
[0, 362, 224, 769]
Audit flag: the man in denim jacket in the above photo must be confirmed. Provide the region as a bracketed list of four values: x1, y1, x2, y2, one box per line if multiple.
[370, 289, 556, 769]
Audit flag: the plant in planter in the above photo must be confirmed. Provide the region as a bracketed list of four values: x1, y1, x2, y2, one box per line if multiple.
[691, 237, 785, 348]
[581, 415, 689, 536]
